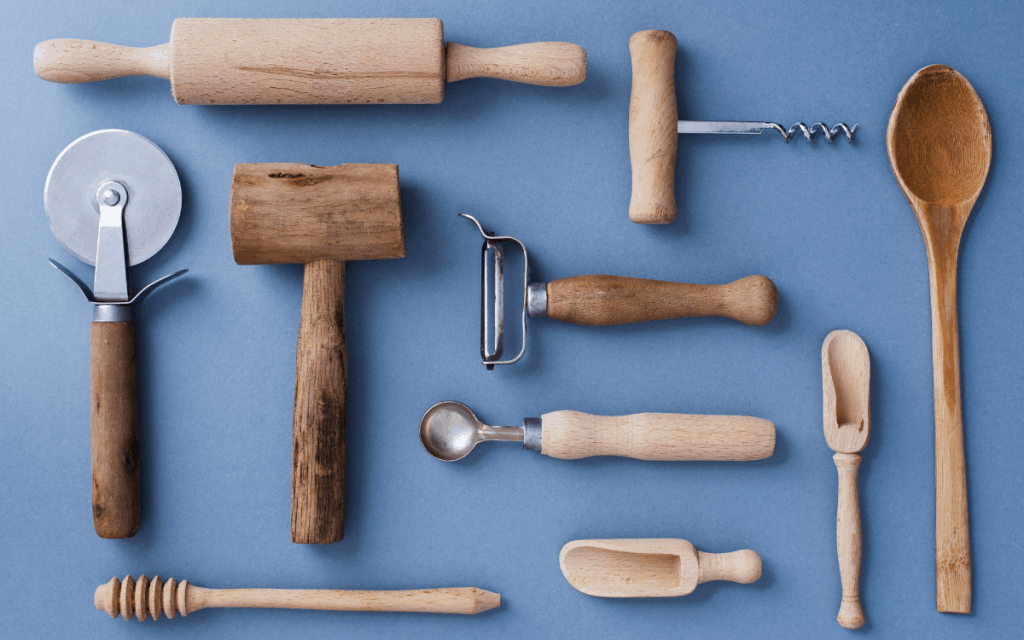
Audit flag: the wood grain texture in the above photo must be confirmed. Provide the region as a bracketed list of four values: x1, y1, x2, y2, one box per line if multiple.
[90, 321, 140, 539]
[541, 411, 774, 461]
[834, 453, 865, 629]
[628, 30, 678, 224]
[34, 39, 169, 83]
[822, 330, 870, 628]
[559, 539, 760, 598]
[545, 274, 777, 326]
[96, 576, 499, 619]
[445, 41, 586, 86]
[169, 18, 445, 104]
[887, 64, 991, 614]
[230, 163, 405, 265]
[291, 260, 347, 544]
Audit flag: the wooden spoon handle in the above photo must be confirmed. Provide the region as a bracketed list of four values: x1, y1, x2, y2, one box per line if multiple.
[834, 452, 865, 629]
[929, 254, 972, 613]
[291, 260, 347, 544]
[90, 321, 140, 539]
[544, 275, 777, 326]
[540, 411, 774, 461]
[34, 39, 169, 83]
[446, 42, 586, 86]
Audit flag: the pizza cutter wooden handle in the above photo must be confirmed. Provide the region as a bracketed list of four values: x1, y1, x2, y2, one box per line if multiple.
[544, 275, 777, 326]
[34, 19, 586, 104]
[540, 411, 775, 461]
[90, 321, 140, 539]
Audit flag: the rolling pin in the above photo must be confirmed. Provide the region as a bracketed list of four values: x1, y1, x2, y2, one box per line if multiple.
[34, 18, 587, 104]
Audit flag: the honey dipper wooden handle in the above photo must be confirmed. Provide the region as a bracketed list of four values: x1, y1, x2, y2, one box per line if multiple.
[34, 39, 169, 83]
[291, 260, 347, 544]
[90, 321, 140, 539]
[628, 30, 678, 224]
[545, 275, 777, 326]
[446, 42, 586, 86]
[834, 452, 865, 629]
[540, 411, 775, 461]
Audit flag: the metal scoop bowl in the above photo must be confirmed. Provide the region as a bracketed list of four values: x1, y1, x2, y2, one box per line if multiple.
[419, 401, 527, 461]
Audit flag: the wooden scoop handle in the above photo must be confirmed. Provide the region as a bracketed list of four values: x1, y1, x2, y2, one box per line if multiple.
[544, 275, 777, 326]
[697, 550, 763, 585]
[90, 321, 140, 538]
[628, 30, 678, 224]
[291, 260, 347, 544]
[540, 411, 774, 461]
[34, 39, 169, 83]
[446, 42, 586, 86]
[834, 452, 865, 629]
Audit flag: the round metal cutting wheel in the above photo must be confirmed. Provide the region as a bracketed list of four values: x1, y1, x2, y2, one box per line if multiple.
[44, 129, 182, 266]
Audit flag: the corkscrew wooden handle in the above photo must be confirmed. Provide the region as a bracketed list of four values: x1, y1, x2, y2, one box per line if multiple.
[95, 576, 500, 619]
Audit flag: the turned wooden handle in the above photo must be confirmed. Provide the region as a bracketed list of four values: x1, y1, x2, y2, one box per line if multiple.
[545, 275, 777, 326]
[292, 260, 347, 544]
[90, 321, 140, 539]
[834, 452, 865, 629]
[34, 39, 169, 83]
[540, 411, 774, 461]
[696, 550, 762, 585]
[446, 41, 586, 86]
[929, 252, 972, 613]
[628, 30, 678, 224]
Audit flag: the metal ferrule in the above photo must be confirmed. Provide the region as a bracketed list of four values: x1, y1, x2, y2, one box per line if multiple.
[526, 282, 547, 318]
[523, 417, 543, 451]
[93, 304, 132, 323]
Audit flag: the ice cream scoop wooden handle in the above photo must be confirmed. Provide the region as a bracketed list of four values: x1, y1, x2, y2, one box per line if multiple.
[541, 411, 775, 461]
[95, 576, 499, 619]
[90, 321, 140, 539]
[34, 19, 586, 104]
[544, 275, 777, 326]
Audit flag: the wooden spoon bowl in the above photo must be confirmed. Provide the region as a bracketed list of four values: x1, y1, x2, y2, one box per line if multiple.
[886, 64, 991, 614]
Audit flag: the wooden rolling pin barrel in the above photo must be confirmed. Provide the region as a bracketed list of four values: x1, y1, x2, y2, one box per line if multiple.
[34, 18, 587, 104]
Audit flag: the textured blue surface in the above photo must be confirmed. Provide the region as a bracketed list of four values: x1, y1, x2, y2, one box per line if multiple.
[2, 0, 1023, 637]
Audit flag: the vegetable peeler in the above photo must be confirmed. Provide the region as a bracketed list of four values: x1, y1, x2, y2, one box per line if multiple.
[460, 214, 778, 367]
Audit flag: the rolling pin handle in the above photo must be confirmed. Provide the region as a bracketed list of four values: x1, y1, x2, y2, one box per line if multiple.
[34, 39, 170, 84]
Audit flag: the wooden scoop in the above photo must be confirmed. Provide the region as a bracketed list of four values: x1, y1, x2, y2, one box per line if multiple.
[887, 64, 991, 614]
[559, 539, 761, 598]
[822, 330, 871, 629]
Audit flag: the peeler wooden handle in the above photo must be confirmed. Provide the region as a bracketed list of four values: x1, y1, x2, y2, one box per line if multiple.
[35, 19, 586, 104]
[292, 260, 347, 544]
[90, 321, 140, 539]
[543, 275, 777, 326]
[540, 411, 774, 461]
[628, 30, 678, 224]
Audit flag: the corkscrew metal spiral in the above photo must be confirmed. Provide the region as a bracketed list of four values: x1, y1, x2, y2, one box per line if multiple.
[95, 575, 501, 619]
[677, 120, 858, 143]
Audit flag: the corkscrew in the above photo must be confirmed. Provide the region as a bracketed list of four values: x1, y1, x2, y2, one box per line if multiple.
[628, 29, 860, 224]
[95, 575, 500, 620]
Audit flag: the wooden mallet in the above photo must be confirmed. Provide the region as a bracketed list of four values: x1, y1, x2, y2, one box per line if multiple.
[230, 163, 404, 544]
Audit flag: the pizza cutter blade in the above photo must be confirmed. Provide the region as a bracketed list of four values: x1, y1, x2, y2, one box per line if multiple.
[43, 129, 187, 539]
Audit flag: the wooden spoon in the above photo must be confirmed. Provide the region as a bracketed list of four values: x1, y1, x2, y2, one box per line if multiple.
[886, 64, 991, 614]
[559, 539, 760, 598]
[822, 329, 871, 629]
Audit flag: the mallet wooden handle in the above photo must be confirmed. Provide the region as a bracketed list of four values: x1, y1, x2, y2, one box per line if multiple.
[628, 30, 678, 224]
[541, 411, 775, 461]
[446, 41, 585, 86]
[95, 576, 499, 620]
[90, 321, 140, 539]
[544, 274, 777, 326]
[292, 260, 347, 544]
[834, 452, 865, 629]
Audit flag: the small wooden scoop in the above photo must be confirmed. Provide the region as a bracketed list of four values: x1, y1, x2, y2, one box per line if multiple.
[887, 64, 991, 613]
[559, 539, 761, 598]
[822, 330, 871, 629]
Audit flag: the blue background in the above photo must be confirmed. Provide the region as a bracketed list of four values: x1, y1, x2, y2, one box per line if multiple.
[2, 0, 1022, 637]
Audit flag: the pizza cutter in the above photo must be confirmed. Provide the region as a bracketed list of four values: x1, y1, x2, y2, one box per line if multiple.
[44, 129, 187, 539]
